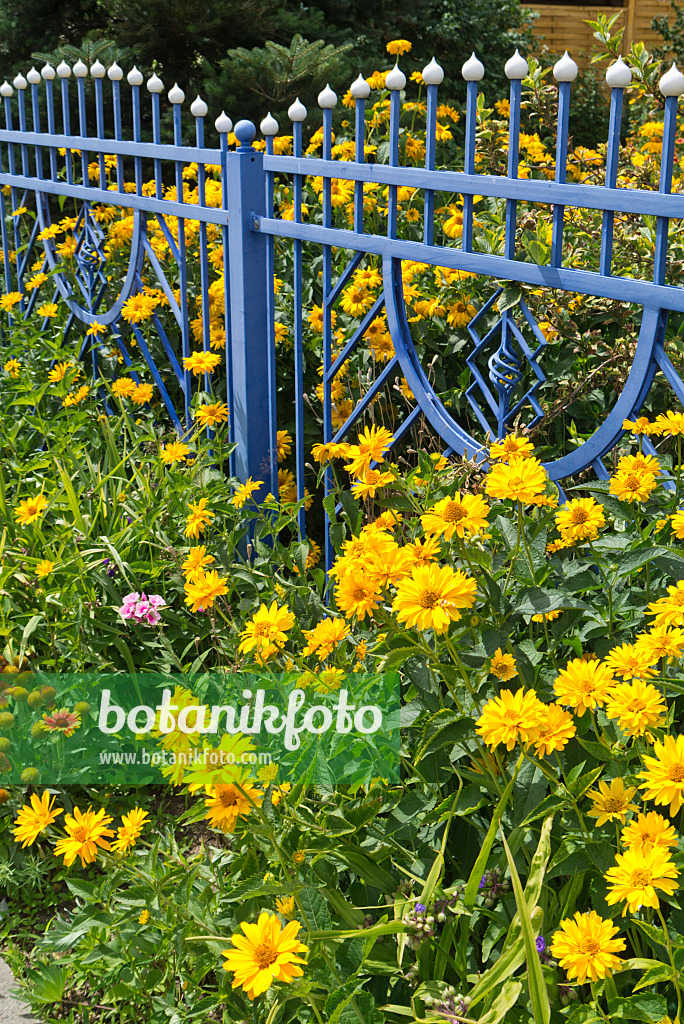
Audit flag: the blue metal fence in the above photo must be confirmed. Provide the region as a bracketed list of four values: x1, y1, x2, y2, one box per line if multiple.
[1, 49, 684, 538]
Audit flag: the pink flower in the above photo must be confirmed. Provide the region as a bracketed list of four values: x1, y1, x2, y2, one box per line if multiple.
[118, 592, 166, 626]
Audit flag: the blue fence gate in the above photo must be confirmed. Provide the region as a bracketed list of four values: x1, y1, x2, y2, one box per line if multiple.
[1, 48, 684, 546]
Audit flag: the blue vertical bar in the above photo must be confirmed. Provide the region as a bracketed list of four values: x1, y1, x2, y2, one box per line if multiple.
[150, 85, 163, 200]
[227, 120, 276, 499]
[262, 117, 277, 495]
[388, 86, 402, 239]
[551, 80, 571, 267]
[173, 101, 192, 426]
[29, 77, 44, 180]
[131, 81, 143, 196]
[219, 125, 235, 474]
[4, 92, 22, 306]
[195, 104, 212, 395]
[321, 102, 335, 552]
[461, 60, 483, 253]
[292, 114, 305, 534]
[505, 79, 521, 262]
[600, 87, 625, 276]
[110, 72, 124, 193]
[43, 70, 58, 181]
[93, 74, 106, 188]
[654, 93, 679, 286]
[16, 83, 29, 178]
[353, 79, 368, 236]
[75, 73, 89, 186]
[60, 72, 73, 186]
[424, 82, 438, 246]
[0, 89, 13, 296]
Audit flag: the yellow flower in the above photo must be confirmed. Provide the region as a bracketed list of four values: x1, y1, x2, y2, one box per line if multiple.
[555, 497, 605, 543]
[386, 39, 412, 55]
[183, 350, 222, 375]
[86, 321, 106, 336]
[420, 493, 490, 541]
[160, 441, 191, 465]
[605, 679, 666, 737]
[139, 909, 150, 924]
[111, 377, 138, 399]
[609, 469, 657, 503]
[184, 569, 229, 613]
[293, 850, 306, 864]
[185, 497, 215, 539]
[636, 625, 684, 660]
[550, 912, 625, 983]
[53, 806, 115, 867]
[605, 846, 679, 915]
[277, 430, 292, 461]
[616, 453, 661, 477]
[4, 358, 20, 378]
[37, 302, 58, 318]
[48, 361, 78, 383]
[489, 435, 535, 462]
[131, 383, 153, 405]
[653, 410, 684, 436]
[111, 807, 149, 854]
[475, 688, 544, 751]
[25, 271, 48, 291]
[603, 643, 659, 681]
[34, 559, 55, 578]
[182, 545, 214, 581]
[12, 792, 63, 848]
[587, 777, 639, 826]
[344, 424, 395, 476]
[276, 896, 295, 918]
[239, 602, 295, 653]
[221, 911, 308, 1000]
[645, 582, 684, 628]
[639, 734, 684, 816]
[340, 284, 373, 316]
[622, 416, 655, 435]
[194, 401, 229, 428]
[621, 811, 678, 853]
[553, 657, 614, 716]
[121, 292, 158, 323]
[531, 609, 562, 623]
[392, 564, 477, 633]
[335, 570, 381, 621]
[484, 456, 547, 504]
[303, 618, 350, 661]
[15, 494, 48, 526]
[205, 782, 262, 833]
[532, 703, 576, 756]
[489, 648, 517, 681]
[312, 441, 352, 464]
[351, 467, 394, 498]
[0, 292, 22, 311]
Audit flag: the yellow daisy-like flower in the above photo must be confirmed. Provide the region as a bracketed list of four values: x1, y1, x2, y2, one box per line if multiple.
[37, 302, 58, 318]
[53, 806, 115, 867]
[489, 435, 535, 462]
[183, 350, 222, 375]
[111, 807, 149, 854]
[120, 292, 158, 323]
[420, 493, 490, 541]
[392, 564, 477, 634]
[12, 792, 63, 848]
[604, 679, 666, 737]
[185, 497, 215, 539]
[489, 648, 517, 681]
[616, 453, 661, 477]
[531, 609, 562, 623]
[231, 477, 263, 508]
[205, 782, 262, 833]
[184, 569, 229, 613]
[239, 601, 296, 653]
[0, 292, 22, 311]
[34, 559, 55, 578]
[335, 570, 381, 621]
[550, 912, 625, 984]
[182, 545, 214, 582]
[603, 642, 659, 681]
[47, 360, 78, 383]
[622, 416, 655, 435]
[475, 688, 544, 751]
[621, 811, 679, 853]
[639, 734, 684, 816]
[532, 703, 576, 757]
[670, 510, 684, 539]
[636, 625, 684, 661]
[605, 846, 679, 915]
[277, 430, 292, 461]
[111, 377, 137, 399]
[4, 358, 20, 378]
[160, 441, 191, 465]
[645, 581, 684, 628]
[386, 39, 412, 55]
[14, 494, 48, 526]
[131, 383, 153, 405]
[484, 456, 547, 504]
[609, 469, 658, 503]
[553, 657, 614, 717]
[653, 410, 684, 436]
[555, 497, 605, 543]
[85, 321, 106, 336]
[194, 401, 229, 428]
[587, 778, 639, 826]
[303, 618, 350, 661]
[351, 468, 395, 499]
[407, 537, 441, 566]
[275, 896, 295, 918]
[221, 911, 309, 1000]
[344, 424, 395, 476]
[312, 441, 352, 464]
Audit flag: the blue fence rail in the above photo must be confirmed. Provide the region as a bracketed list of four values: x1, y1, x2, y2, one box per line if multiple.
[1, 49, 684, 545]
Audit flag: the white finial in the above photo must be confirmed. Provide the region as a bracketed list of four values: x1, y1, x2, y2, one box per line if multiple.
[660, 62, 684, 96]
[385, 64, 406, 90]
[26, 68, 40, 85]
[318, 83, 337, 108]
[12, 73, 26, 90]
[553, 51, 578, 83]
[422, 57, 444, 85]
[0, 82, 13, 97]
[168, 83, 185, 104]
[107, 62, 123, 81]
[190, 95, 208, 117]
[146, 72, 163, 93]
[350, 73, 371, 99]
[288, 97, 307, 121]
[73, 59, 88, 78]
[606, 56, 632, 89]
[127, 66, 143, 86]
[462, 52, 485, 82]
[56, 62, 71, 79]
[91, 59, 106, 79]
[214, 111, 233, 133]
[41, 64, 55, 81]
[260, 112, 278, 135]
[505, 49, 528, 80]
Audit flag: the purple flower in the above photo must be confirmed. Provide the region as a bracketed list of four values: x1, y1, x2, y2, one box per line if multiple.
[536, 935, 546, 953]
[479, 875, 487, 889]
[415, 903, 426, 914]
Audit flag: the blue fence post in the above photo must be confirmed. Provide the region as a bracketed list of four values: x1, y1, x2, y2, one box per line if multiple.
[226, 119, 277, 499]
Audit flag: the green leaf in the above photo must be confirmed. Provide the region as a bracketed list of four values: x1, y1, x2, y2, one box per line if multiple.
[299, 885, 332, 932]
[501, 829, 550, 1024]
[606, 993, 667, 1021]
[477, 978, 523, 1024]
[464, 754, 522, 911]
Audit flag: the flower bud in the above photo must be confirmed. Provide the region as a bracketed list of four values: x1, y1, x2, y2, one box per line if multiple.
[20, 766, 40, 785]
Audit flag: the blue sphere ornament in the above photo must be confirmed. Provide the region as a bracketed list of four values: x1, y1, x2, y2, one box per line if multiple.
[234, 119, 256, 147]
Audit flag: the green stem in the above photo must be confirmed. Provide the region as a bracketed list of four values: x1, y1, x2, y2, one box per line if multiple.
[656, 904, 682, 1021]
